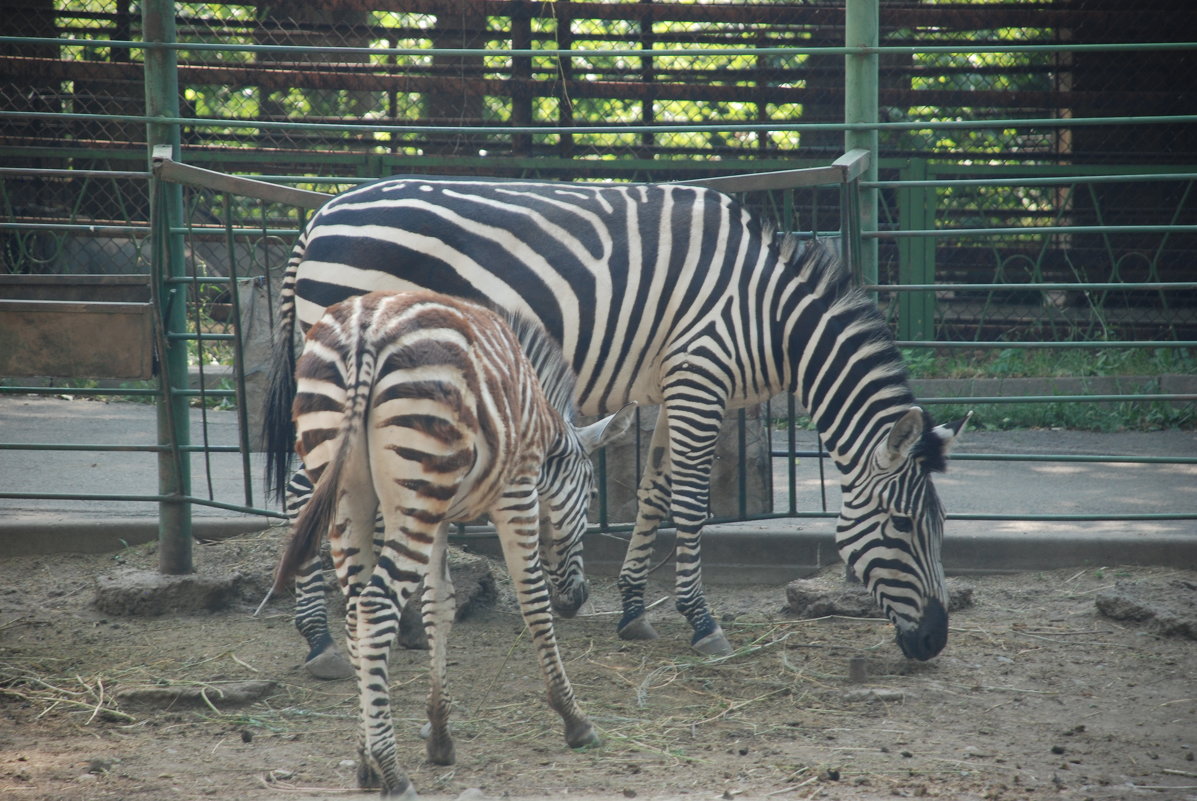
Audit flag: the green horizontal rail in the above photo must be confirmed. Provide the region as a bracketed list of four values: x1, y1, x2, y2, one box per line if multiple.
[615, 509, 1197, 524]
[0, 491, 173, 503]
[6, 35, 1195, 58]
[0, 442, 165, 453]
[770, 447, 1197, 466]
[896, 341, 1197, 348]
[868, 172, 1197, 189]
[3, 109, 1195, 136]
[917, 394, 1194, 404]
[0, 442, 241, 454]
[0, 492, 282, 517]
[0, 386, 159, 397]
[872, 225, 1197, 237]
[0, 167, 149, 179]
[881, 283, 1197, 292]
[0, 221, 149, 234]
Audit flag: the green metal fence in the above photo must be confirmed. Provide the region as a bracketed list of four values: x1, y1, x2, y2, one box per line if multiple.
[1, 1, 1194, 570]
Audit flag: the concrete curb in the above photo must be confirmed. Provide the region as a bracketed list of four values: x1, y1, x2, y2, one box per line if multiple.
[10, 515, 1186, 582]
[0, 516, 273, 556]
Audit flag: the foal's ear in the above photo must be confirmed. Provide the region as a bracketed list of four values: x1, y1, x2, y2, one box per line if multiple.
[575, 402, 637, 454]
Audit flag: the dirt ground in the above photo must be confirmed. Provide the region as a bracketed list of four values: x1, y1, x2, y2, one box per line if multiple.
[1, 528, 1195, 801]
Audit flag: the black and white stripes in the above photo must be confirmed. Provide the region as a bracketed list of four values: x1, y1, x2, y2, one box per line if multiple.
[263, 176, 968, 664]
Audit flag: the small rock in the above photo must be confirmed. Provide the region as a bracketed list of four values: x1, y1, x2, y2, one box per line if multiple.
[1095, 580, 1197, 640]
[455, 789, 490, 801]
[116, 680, 276, 710]
[843, 688, 906, 703]
[94, 567, 268, 617]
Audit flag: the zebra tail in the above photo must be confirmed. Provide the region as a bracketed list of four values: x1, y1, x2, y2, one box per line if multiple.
[262, 235, 306, 503]
[270, 440, 345, 597]
[270, 322, 376, 596]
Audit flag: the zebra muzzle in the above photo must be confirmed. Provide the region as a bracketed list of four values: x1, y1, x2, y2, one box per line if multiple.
[894, 598, 948, 661]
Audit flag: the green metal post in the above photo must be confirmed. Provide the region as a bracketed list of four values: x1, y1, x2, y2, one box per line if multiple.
[898, 158, 936, 341]
[144, 0, 193, 574]
[844, 0, 879, 289]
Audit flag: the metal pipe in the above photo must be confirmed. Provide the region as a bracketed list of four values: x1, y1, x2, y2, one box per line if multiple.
[844, 0, 879, 289]
[5, 35, 1195, 58]
[144, 0, 192, 575]
[8, 109, 1195, 135]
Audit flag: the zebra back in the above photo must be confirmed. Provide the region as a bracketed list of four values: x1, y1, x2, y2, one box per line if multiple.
[272, 289, 571, 591]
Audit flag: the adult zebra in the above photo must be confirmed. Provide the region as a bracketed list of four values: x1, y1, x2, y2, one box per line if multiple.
[274, 289, 632, 797]
[265, 177, 969, 663]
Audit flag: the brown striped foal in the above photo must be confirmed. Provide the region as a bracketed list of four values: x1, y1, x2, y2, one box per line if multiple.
[271, 290, 633, 798]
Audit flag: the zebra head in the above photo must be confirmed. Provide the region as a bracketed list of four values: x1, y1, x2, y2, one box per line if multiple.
[537, 403, 637, 618]
[837, 406, 970, 661]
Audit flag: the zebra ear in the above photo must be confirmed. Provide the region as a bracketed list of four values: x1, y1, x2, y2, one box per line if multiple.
[932, 410, 973, 455]
[575, 402, 637, 454]
[877, 406, 926, 469]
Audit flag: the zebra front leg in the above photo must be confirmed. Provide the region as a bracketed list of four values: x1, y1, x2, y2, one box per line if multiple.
[616, 411, 671, 642]
[495, 508, 597, 750]
[294, 555, 354, 680]
[420, 530, 456, 766]
[662, 391, 732, 657]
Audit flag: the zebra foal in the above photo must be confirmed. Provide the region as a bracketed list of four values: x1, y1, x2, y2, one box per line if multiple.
[271, 289, 633, 798]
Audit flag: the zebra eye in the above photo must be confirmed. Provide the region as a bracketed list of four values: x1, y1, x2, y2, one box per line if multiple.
[891, 515, 914, 533]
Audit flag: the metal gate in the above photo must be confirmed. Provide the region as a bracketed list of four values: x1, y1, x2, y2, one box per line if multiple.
[1, 1, 1194, 572]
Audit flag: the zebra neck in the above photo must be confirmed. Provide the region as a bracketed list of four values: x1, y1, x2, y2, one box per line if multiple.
[808, 393, 914, 484]
[779, 261, 915, 481]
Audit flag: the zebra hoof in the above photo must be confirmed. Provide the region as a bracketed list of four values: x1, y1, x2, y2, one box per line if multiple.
[381, 781, 420, 800]
[567, 722, 600, 750]
[616, 615, 659, 641]
[691, 627, 733, 657]
[425, 736, 456, 766]
[304, 648, 354, 680]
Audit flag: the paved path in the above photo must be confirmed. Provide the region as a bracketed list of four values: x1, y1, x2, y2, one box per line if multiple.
[1, 396, 1194, 574]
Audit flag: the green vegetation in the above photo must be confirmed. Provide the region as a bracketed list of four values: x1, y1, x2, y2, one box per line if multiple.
[906, 346, 1196, 431]
[901, 346, 1196, 381]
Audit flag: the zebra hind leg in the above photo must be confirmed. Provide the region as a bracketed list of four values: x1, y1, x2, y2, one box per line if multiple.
[660, 394, 732, 657]
[420, 534, 457, 766]
[294, 555, 354, 680]
[286, 469, 355, 680]
[350, 581, 418, 799]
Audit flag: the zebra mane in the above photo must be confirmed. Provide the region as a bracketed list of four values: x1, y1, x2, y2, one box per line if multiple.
[503, 311, 579, 422]
[783, 234, 911, 387]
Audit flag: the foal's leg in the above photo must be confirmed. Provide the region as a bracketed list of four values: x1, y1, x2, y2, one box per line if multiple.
[493, 492, 597, 750]
[419, 526, 456, 765]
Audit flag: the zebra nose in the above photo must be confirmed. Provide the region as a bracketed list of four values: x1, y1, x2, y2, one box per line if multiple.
[896, 598, 948, 661]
